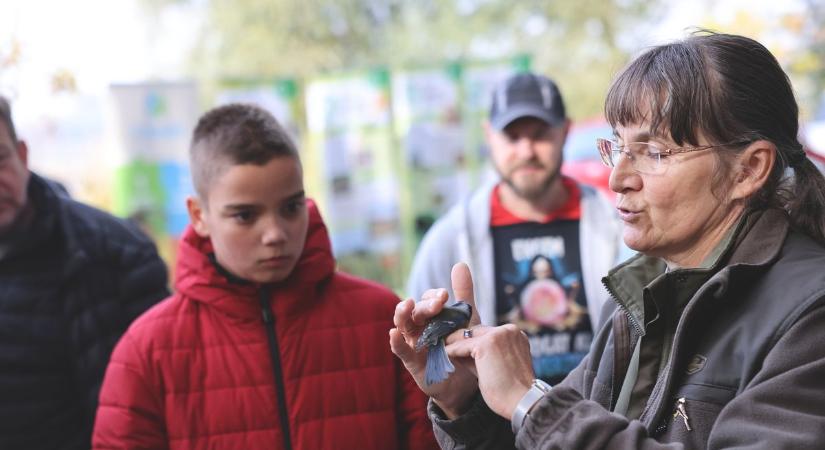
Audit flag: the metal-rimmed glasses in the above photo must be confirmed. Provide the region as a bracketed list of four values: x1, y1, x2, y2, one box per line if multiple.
[595, 138, 745, 175]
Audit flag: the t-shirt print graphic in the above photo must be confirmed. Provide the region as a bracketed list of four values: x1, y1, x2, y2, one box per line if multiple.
[519, 255, 586, 332]
[492, 220, 593, 384]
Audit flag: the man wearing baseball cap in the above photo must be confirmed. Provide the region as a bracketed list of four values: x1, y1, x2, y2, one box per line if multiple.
[406, 72, 624, 384]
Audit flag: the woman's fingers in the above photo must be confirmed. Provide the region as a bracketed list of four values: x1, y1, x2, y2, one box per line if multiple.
[445, 324, 531, 364]
[394, 294, 452, 349]
[444, 324, 535, 419]
[389, 328, 417, 363]
[411, 290, 449, 324]
[452, 354, 479, 378]
[393, 299, 417, 333]
[444, 325, 492, 346]
[451, 263, 481, 326]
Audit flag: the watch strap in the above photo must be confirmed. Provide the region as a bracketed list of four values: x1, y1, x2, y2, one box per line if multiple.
[511, 379, 552, 434]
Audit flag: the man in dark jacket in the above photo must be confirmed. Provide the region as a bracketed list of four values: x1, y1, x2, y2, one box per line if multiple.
[0, 95, 169, 449]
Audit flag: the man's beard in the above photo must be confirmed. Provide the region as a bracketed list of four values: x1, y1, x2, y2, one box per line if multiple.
[499, 163, 561, 201]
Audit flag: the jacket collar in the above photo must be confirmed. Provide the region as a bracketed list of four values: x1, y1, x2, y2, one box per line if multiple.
[174, 199, 335, 320]
[695, 209, 790, 307]
[1, 173, 89, 274]
[725, 208, 788, 267]
[604, 208, 790, 329]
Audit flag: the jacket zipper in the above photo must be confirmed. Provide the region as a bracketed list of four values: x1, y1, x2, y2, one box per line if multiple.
[259, 288, 293, 450]
[602, 279, 644, 337]
[653, 397, 693, 435]
[640, 270, 726, 432]
[673, 397, 692, 431]
[602, 279, 644, 410]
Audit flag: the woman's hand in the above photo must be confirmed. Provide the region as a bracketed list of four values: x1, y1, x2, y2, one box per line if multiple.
[446, 324, 535, 420]
[389, 263, 481, 418]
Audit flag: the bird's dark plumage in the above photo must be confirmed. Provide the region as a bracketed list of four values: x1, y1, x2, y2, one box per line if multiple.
[415, 301, 472, 385]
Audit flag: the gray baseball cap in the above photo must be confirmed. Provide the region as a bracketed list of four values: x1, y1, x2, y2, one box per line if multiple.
[489, 73, 566, 130]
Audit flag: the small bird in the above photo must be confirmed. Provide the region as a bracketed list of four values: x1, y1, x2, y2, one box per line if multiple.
[415, 301, 473, 386]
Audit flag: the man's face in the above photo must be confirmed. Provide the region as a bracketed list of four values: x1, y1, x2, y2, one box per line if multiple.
[487, 117, 569, 201]
[0, 122, 30, 235]
[187, 156, 309, 284]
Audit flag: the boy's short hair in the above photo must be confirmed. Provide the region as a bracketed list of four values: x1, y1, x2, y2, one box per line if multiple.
[189, 103, 298, 200]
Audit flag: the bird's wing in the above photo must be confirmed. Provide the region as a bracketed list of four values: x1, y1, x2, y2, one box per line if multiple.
[415, 319, 461, 350]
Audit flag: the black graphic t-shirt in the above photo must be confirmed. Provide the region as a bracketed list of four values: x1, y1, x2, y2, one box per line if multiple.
[490, 183, 593, 385]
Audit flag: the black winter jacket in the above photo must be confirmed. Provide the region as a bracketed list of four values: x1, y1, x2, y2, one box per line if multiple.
[0, 173, 169, 450]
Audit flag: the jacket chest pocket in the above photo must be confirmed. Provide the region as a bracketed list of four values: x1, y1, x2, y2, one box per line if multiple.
[655, 383, 737, 448]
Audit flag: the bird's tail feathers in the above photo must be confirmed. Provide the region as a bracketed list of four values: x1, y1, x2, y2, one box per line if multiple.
[425, 341, 455, 386]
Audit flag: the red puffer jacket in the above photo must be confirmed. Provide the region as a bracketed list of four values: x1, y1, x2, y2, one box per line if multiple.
[93, 201, 437, 450]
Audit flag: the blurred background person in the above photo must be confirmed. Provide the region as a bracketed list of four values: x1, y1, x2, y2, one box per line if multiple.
[0, 95, 169, 450]
[406, 72, 625, 385]
[391, 31, 825, 449]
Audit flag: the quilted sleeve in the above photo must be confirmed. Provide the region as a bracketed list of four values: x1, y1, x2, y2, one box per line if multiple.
[67, 214, 169, 446]
[396, 353, 440, 450]
[92, 332, 168, 450]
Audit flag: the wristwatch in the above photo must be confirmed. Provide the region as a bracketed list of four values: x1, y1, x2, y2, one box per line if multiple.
[511, 379, 552, 434]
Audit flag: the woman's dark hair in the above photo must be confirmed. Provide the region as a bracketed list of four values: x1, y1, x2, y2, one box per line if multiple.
[604, 30, 825, 246]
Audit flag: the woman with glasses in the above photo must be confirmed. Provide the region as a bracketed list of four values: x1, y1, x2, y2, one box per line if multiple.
[391, 31, 825, 449]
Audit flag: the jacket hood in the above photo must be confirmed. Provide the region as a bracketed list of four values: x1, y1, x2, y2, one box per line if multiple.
[174, 199, 335, 318]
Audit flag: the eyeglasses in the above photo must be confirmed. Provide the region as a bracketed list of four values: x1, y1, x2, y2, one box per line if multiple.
[595, 138, 744, 175]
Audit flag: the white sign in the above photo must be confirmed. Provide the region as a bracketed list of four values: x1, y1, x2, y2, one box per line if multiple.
[110, 81, 198, 163]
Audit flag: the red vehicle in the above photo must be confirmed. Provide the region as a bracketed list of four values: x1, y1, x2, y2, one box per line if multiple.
[563, 118, 825, 202]
[802, 120, 825, 174]
[562, 117, 615, 202]
[808, 148, 825, 173]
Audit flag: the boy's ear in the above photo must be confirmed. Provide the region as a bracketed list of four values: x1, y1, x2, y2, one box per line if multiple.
[186, 196, 210, 237]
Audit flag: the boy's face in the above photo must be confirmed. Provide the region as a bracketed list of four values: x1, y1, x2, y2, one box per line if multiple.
[187, 155, 308, 284]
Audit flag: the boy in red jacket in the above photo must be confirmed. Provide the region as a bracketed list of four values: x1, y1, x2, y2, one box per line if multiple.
[92, 103, 437, 450]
